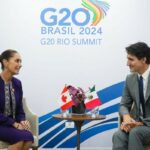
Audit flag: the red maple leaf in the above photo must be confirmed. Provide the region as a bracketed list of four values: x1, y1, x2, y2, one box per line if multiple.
[61, 95, 67, 102]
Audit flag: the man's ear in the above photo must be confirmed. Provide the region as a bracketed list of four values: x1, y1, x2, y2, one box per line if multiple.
[142, 57, 147, 63]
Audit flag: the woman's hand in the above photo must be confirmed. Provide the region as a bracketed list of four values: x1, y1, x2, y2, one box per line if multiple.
[20, 120, 31, 131]
[13, 122, 24, 130]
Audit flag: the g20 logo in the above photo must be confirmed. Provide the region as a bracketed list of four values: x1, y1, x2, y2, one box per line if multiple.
[40, 8, 91, 26]
[40, 1, 109, 26]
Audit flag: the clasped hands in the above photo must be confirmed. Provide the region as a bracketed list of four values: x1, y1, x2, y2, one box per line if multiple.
[121, 114, 143, 132]
[13, 120, 31, 131]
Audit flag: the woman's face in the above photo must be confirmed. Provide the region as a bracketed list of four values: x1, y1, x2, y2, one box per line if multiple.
[4, 53, 22, 75]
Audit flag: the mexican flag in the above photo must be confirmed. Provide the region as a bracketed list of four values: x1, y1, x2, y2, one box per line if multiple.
[60, 86, 74, 111]
[85, 85, 102, 109]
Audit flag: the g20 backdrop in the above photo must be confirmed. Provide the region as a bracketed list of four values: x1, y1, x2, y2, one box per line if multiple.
[0, 0, 150, 149]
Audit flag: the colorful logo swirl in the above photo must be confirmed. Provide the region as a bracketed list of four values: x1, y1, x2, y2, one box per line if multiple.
[82, 0, 110, 26]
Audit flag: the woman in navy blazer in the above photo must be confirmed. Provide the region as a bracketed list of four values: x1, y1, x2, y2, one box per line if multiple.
[0, 50, 33, 150]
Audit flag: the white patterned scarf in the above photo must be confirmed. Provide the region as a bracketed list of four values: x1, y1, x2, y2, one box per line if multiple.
[4, 82, 16, 119]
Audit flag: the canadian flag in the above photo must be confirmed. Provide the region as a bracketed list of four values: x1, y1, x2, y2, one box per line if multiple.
[60, 86, 74, 111]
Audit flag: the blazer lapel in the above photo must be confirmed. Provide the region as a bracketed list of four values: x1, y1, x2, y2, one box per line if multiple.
[0, 77, 5, 112]
[145, 74, 150, 102]
[130, 74, 140, 108]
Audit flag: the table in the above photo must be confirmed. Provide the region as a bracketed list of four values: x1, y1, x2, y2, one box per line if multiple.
[52, 114, 106, 150]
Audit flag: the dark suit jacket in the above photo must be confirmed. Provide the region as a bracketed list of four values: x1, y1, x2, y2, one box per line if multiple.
[0, 76, 25, 126]
[120, 72, 150, 126]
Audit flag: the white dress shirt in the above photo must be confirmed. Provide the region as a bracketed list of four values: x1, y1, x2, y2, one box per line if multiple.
[138, 65, 150, 101]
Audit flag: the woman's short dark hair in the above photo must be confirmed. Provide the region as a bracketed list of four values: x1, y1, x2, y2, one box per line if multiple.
[126, 42, 150, 64]
[0, 49, 17, 70]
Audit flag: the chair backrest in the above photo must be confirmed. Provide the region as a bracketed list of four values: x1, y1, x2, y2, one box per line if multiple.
[22, 98, 38, 147]
[0, 141, 9, 149]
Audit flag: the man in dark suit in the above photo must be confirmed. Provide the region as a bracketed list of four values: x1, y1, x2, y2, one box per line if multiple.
[113, 42, 150, 150]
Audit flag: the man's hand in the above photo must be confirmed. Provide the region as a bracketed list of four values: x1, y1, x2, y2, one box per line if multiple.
[120, 121, 135, 132]
[120, 114, 143, 132]
[123, 114, 135, 124]
[121, 114, 136, 132]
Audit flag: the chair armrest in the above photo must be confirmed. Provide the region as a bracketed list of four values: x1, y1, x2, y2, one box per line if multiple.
[22, 98, 38, 138]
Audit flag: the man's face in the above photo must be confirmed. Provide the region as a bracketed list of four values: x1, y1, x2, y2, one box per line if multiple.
[127, 54, 146, 74]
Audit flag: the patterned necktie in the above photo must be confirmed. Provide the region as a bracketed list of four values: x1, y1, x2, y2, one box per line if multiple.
[138, 76, 146, 118]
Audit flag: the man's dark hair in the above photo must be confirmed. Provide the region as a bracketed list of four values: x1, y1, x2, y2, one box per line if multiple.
[126, 42, 150, 64]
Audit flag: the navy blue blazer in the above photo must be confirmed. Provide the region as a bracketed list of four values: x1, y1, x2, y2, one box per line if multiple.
[0, 76, 25, 126]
